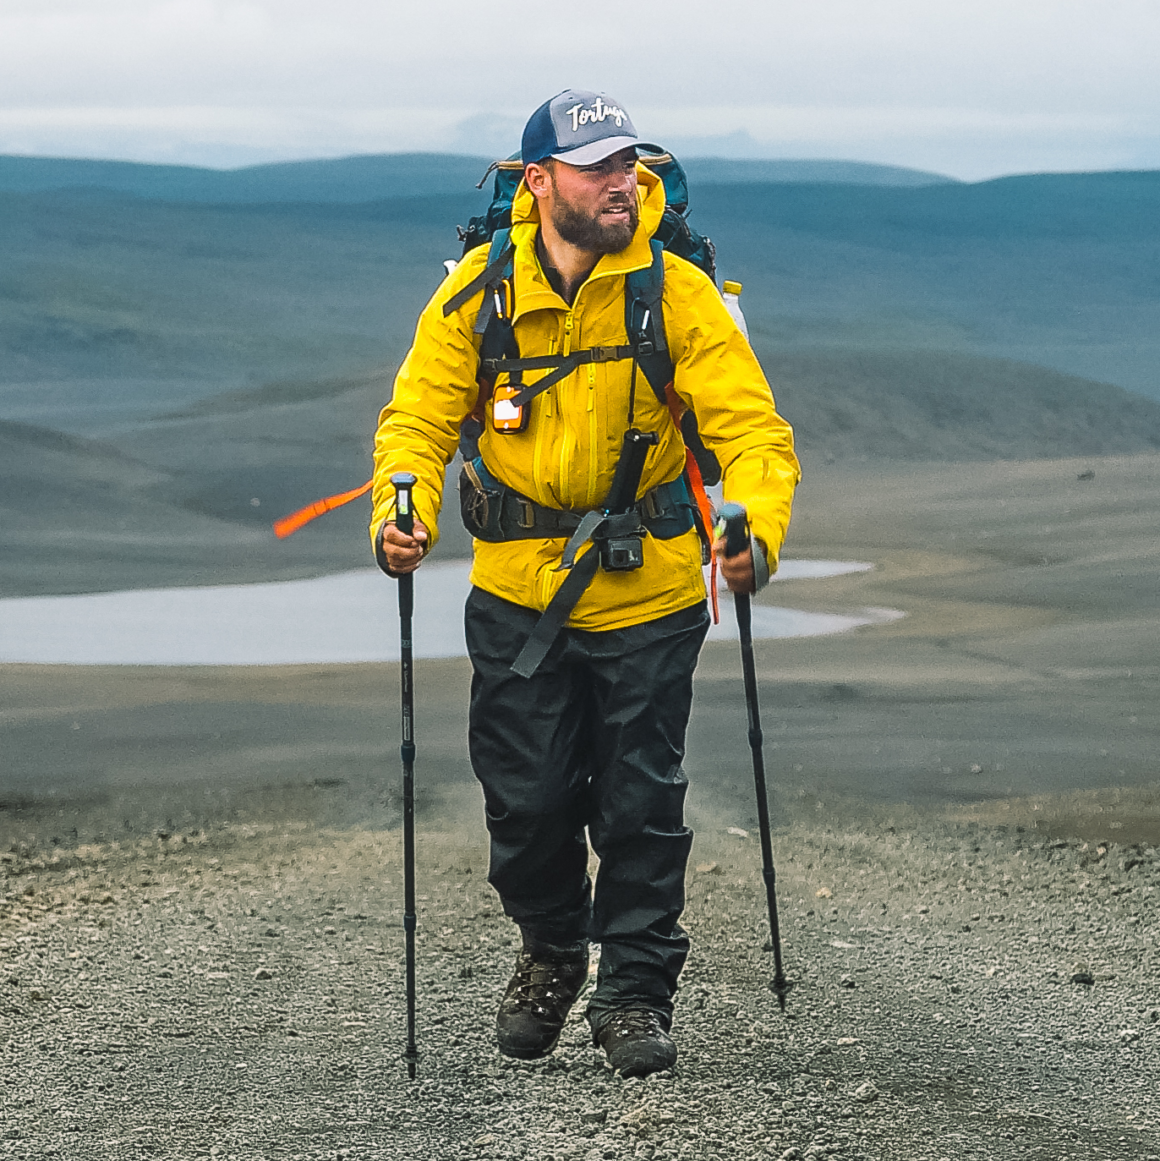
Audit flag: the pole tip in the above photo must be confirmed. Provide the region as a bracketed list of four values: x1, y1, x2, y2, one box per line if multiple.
[771, 975, 792, 1012]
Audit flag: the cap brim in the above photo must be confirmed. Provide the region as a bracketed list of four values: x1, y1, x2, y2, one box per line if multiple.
[549, 137, 663, 167]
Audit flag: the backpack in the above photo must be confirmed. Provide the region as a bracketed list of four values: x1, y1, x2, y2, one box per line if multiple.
[446, 152, 723, 487]
[272, 152, 723, 544]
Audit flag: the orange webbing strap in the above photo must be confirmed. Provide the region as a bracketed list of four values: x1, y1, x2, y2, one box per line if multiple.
[664, 385, 719, 625]
[273, 479, 373, 540]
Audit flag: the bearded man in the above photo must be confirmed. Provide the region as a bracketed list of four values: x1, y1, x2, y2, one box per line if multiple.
[372, 90, 799, 1076]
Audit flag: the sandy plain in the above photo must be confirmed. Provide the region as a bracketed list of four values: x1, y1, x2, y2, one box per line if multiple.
[2, 452, 1159, 1159]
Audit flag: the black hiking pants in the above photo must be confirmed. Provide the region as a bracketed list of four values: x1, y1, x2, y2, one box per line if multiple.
[464, 586, 709, 1029]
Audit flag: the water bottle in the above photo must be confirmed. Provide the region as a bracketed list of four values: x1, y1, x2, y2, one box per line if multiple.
[722, 279, 749, 341]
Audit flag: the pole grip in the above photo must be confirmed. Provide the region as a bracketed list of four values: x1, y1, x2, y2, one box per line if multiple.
[391, 472, 418, 537]
[716, 501, 749, 559]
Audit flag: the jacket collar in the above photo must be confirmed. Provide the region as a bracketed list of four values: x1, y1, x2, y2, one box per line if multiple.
[508, 165, 665, 319]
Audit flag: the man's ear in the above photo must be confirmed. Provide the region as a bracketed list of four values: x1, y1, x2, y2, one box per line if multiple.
[524, 160, 553, 201]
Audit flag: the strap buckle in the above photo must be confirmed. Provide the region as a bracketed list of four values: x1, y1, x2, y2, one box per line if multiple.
[589, 346, 621, 363]
[516, 498, 535, 529]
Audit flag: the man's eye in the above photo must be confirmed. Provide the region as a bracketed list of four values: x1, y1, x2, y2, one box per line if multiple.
[579, 159, 634, 178]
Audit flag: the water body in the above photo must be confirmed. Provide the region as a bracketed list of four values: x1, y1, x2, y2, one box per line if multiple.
[0, 561, 901, 666]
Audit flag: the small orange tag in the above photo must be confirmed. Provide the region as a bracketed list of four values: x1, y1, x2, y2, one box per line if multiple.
[491, 383, 529, 433]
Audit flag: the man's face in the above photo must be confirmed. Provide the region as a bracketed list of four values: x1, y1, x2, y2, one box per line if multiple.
[535, 147, 640, 255]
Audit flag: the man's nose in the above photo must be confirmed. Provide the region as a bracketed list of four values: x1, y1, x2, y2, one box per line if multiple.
[607, 168, 635, 195]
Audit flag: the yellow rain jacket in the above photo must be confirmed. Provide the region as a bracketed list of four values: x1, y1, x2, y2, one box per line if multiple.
[371, 165, 800, 631]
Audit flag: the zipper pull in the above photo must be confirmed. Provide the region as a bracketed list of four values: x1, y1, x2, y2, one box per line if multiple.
[562, 312, 575, 356]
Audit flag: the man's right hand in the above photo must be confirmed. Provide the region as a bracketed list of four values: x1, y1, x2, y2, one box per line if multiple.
[381, 520, 429, 574]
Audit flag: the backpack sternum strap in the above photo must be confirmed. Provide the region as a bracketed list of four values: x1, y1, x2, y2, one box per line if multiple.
[486, 347, 631, 374]
[488, 345, 637, 408]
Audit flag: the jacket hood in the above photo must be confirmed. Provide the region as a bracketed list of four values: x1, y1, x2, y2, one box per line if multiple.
[509, 163, 666, 272]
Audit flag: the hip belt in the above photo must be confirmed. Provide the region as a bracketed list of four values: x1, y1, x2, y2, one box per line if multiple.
[459, 457, 696, 545]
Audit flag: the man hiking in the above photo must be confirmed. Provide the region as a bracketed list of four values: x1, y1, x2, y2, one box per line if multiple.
[372, 89, 799, 1077]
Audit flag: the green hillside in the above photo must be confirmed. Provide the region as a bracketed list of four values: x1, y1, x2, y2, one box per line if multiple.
[0, 153, 492, 203]
[3, 164, 1160, 596]
[2, 169, 1158, 428]
[0, 190, 477, 412]
[0, 414, 373, 597]
[766, 350, 1160, 462]
[0, 153, 951, 203]
[5, 346, 1158, 598]
[698, 171, 1160, 398]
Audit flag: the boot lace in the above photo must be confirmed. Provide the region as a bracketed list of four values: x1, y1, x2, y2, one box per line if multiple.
[603, 1009, 665, 1038]
[507, 952, 581, 1017]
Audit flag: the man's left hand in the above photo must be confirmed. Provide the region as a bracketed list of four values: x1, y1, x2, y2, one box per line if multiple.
[712, 537, 756, 594]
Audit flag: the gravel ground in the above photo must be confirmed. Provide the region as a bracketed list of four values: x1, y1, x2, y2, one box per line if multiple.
[3, 790, 1159, 1161]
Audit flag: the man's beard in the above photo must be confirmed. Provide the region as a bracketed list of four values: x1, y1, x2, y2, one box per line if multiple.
[550, 194, 639, 255]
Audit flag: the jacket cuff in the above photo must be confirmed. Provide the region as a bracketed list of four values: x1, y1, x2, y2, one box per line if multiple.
[751, 536, 771, 591]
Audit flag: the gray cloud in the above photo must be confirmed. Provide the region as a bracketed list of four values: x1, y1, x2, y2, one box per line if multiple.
[1, 0, 1157, 177]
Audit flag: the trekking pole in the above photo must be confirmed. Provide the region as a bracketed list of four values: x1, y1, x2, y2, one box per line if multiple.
[717, 502, 790, 1011]
[391, 471, 421, 1077]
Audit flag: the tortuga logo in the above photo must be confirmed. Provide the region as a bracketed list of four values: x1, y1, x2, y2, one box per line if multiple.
[565, 97, 627, 133]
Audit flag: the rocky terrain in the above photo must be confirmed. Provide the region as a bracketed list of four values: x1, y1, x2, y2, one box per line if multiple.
[3, 787, 1158, 1160]
[4, 451, 1159, 1158]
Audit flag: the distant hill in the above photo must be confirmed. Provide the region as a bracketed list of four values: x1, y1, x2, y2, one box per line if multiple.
[0, 153, 492, 204]
[699, 170, 1160, 399]
[0, 189, 474, 407]
[0, 414, 371, 597]
[0, 152, 953, 204]
[2, 168, 1157, 419]
[682, 158, 954, 187]
[6, 346, 1159, 598]
[3, 163, 1160, 595]
[767, 349, 1160, 462]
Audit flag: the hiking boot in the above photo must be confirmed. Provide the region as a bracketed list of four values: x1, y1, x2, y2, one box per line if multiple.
[593, 1009, 677, 1077]
[495, 937, 589, 1059]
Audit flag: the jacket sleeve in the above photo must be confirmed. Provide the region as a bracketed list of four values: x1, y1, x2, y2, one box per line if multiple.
[664, 258, 801, 571]
[369, 256, 487, 554]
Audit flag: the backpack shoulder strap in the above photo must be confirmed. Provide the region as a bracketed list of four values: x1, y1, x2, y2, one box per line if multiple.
[442, 229, 515, 321]
[474, 229, 518, 364]
[454, 231, 517, 461]
[628, 243, 724, 488]
[624, 239, 674, 403]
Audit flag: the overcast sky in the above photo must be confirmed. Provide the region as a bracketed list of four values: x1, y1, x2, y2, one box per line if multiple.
[1, 0, 1157, 178]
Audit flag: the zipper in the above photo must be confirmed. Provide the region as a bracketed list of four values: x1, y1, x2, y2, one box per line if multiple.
[586, 364, 598, 507]
[532, 335, 555, 493]
[556, 311, 577, 499]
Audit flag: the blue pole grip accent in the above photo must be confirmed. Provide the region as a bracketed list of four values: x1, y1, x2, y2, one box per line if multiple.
[716, 501, 749, 559]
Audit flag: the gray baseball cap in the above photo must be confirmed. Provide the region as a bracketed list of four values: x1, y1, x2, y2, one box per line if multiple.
[521, 89, 661, 166]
